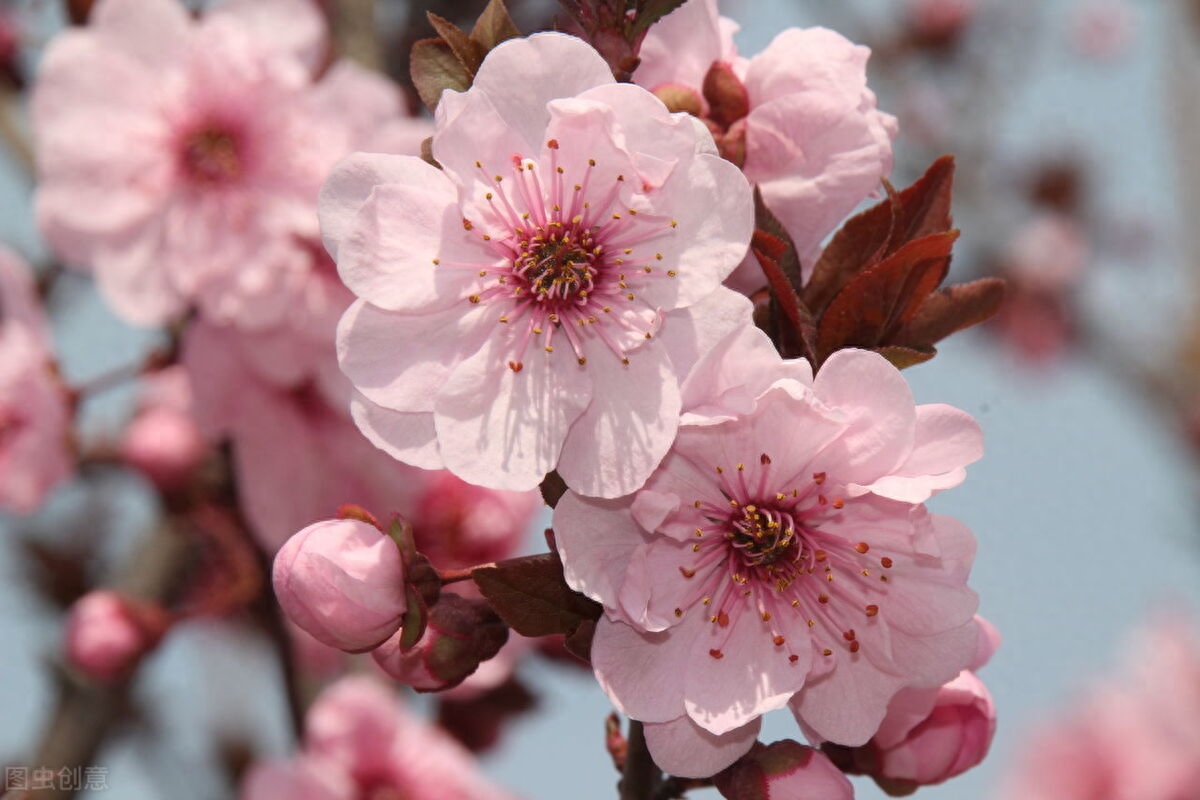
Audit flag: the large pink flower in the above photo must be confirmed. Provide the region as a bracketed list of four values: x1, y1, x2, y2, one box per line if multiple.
[322, 32, 754, 498]
[554, 347, 982, 777]
[0, 249, 71, 514]
[33, 0, 416, 328]
[636, 0, 897, 291]
[241, 676, 519, 800]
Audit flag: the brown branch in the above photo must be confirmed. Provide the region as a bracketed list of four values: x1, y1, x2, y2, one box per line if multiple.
[618, 720, 663, 800]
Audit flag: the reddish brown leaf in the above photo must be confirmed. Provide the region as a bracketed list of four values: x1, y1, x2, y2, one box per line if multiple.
[426, 13, 488, 77]
[470, 0, 522, 50]
[752, 230, 816, 361]
[804, 156, 956, 316]
[472, 553, 601, 638]
[816, 231, 959, 363]
[894, 277, 1006, 347]
[411, 38, 472, 112]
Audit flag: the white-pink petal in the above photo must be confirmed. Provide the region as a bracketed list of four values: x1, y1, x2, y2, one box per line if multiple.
[643, 714, 761, 779]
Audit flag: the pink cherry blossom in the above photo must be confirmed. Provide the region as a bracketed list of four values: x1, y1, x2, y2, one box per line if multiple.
[272, 517, 408, 652]
[555, 348, 981, 776]
[182, 319, 422, 554]
[33, 0, 413, 328]
[322, 32, 754, 498]
[64, 590, 168, 682]
[0, 248, 71, 514]
[636, 0, 897, 291]
[241, 676, 520, 800]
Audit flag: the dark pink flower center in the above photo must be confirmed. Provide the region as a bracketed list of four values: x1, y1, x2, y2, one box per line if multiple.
[179, 126, 243, 185]
[674, 455, 891, 663]
[447, 140, 680, 371]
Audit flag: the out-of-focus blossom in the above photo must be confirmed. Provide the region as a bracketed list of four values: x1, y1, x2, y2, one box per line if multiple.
[636, 0, 896, 291]
[997, 614, 1200, 800]
[182, 320, 422, 553]
[410, 471, 539, 569]
[1071, 1, 1135, 61]
[989, 214, 1089, 366]
[324, 32, 754, 498]
[273, 517, 408, 652]
[906, 0, 976, 50]
[372, 594, 508, 691]
[0, 249, 71, 514]
[555, 346, 981, 777]
[241, 676, 520, 800]
[64, 590, 168, 682]
[33, 0, 418, 328]
[120, 366, 207, 491]
[714, 740, 853, 800]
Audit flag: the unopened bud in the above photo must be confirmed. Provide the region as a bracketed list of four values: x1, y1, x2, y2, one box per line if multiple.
[702, 61, 750, 130]
[273, 518, 407, 652]
[863, 671, 996, 792]
[64, 590, 168, 682]
[372, 594, 508, 692]
[120, 405, 207, 491]
[715, 740, 853, 800]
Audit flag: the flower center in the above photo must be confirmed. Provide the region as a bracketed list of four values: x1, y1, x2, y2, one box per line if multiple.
[514, 232, 597, 302]
[0, 408, 24, 450]
[180, 127, 242, 184]
[449, 140, 680, 372]
[729, 505, 799, 567]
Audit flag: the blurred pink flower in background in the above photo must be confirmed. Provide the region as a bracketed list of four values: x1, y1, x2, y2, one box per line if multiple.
[241, 676, 521, 800]
[32, 0, 418, 328]
[409, 471, 539, 569]
[64, 590, 168, 682]
[636, 0, 896, 291]
[182, 320, 421, 553]
[0, 248, 71, 514]
[120, 366, 207, 492]
[325, 32, 754, 497]
[997, 614, 1200, 800]
[555, 347, 982, 776]
[906, 0, 977, 45]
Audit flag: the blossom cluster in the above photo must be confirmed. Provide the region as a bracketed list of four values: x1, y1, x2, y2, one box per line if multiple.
[15, 0, 1002, 796]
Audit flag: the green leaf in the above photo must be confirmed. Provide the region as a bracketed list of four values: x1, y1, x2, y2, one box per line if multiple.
[472, 553, 601, 638]
[876, 344, 937, 370]
[410, 38, 472, 112]
[470, 0, 522, 50]
[426, 12, 488, 76]
[398, 583, 428, 652]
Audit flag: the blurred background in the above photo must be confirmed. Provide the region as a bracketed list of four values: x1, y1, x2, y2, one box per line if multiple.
[2, 0, 1199, 798]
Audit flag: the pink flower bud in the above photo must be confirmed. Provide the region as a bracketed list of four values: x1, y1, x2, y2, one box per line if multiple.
[872, 671, 996, 789]
[272, 518, 408, 652]
[714, 740, 854, 800]
[64, 591, 168, 682]
[372, 594, 508, 692]
[121, 405, 207, 491]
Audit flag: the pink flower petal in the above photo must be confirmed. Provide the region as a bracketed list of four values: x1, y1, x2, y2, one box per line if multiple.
[349, 393, 443, 471]
[212, 0, 327, 73]
[556, 344, 682, 498]
[337, 299, 492, 413]
[91, 0, 190, 69]
[434, 338, 593, 491]
[643, 714, 760, 779]
[592, 615, 695, 722]
[555, 492, 650, 608]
